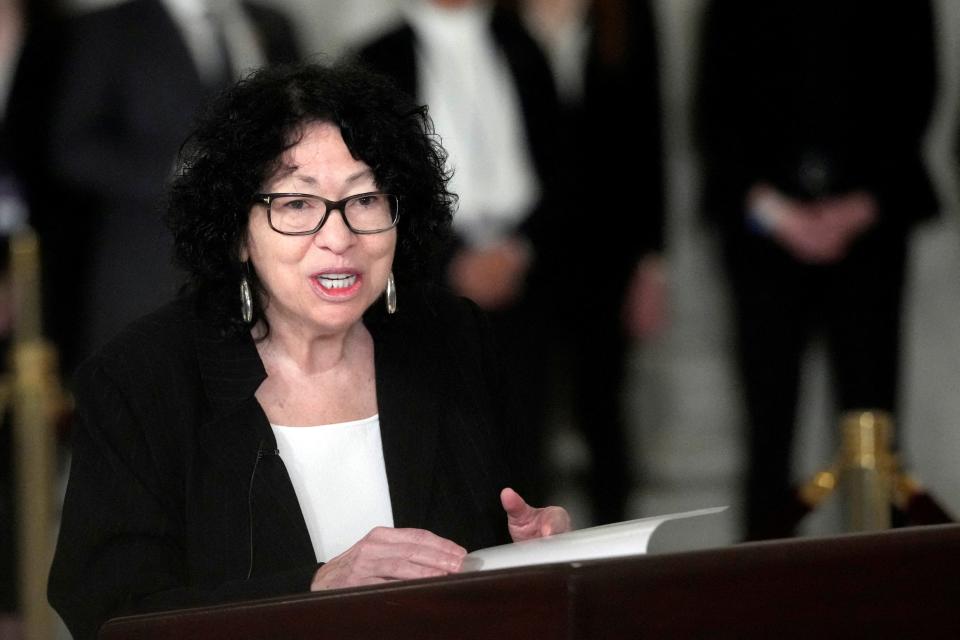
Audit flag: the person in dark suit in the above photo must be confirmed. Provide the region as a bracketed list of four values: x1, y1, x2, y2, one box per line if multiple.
[7, 0, 301, 378]
[47, 62, 571, 640]
[695, 0, 938, 539]
[352, 0, 566, 508]
[520, 0, 666, 524]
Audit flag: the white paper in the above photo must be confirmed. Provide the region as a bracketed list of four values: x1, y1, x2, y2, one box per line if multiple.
[462, 506, 727, 572]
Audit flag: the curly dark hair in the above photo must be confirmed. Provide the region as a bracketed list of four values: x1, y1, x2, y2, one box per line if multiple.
[165, 62, 455, 336]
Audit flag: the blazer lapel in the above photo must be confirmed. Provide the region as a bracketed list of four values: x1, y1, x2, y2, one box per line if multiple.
[372, 313, 441, 530]
[195, 324, 314, 568]
[196, 325, 268, 472]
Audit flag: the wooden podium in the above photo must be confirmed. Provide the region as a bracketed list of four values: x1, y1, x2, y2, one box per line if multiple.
[99, 524, 960, 639]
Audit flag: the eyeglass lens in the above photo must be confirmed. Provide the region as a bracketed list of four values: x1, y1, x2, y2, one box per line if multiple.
[269, 193, 397, 233]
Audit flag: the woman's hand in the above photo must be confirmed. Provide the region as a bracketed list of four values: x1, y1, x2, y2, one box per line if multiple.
[310, 527, 466, 591]
[500, 487, 572, 542]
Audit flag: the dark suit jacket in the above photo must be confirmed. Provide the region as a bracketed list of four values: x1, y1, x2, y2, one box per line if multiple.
[563, 0, 665, 304]
[696, 0, 938, 237]
[354, 9, 565, 298]
[48, 286, 518, 640]
[9, 0, 301, 376]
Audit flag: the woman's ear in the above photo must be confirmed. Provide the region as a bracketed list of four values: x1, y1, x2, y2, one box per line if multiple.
[239, 241, 249, 262]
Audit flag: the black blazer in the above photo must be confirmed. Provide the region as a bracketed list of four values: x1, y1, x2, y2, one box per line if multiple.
[696, 0, 938, 235]
[562, 0, 665, 294]
[48, 286, 518, 640]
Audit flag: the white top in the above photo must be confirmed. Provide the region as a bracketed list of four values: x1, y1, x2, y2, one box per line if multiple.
[271, 415, 394, 563]
[405, 0, 540, 247]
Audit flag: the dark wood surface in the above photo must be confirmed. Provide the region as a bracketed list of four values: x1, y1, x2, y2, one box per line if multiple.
[99, 524, 960, 639]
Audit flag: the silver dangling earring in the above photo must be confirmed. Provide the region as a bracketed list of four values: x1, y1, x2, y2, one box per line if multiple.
[240, 268, 254, 324]
[386, 272, 397, 315]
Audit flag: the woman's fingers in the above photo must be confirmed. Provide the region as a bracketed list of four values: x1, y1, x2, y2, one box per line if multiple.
[536, 506, 572, 537]
[501, 487, 573, 541]
[367, 526, 467, 557]
[310, 527, 466, 591]
[499, 487, 530, 520]
[370, 551, 460, 580]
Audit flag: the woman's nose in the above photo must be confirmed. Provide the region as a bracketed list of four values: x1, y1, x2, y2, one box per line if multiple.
[313, 209, 355, 252]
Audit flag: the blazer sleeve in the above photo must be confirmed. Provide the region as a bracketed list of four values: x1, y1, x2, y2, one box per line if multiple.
[48, 358, 317, 640]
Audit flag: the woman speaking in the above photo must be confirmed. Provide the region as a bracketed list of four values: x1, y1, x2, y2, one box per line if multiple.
[48, 62, 570, 640]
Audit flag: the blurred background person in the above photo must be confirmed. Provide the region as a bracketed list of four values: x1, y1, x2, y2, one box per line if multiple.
[352, 0, 566, 508]
[695, 0, 939, 540]
[519, 0, 666, 525]
[6, 0, 302, 380]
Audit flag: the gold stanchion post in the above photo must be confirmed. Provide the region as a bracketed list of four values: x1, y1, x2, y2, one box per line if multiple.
[9, 230, 64, 640]
[778, 409, 952, 536]
[838, 410, 896, 532]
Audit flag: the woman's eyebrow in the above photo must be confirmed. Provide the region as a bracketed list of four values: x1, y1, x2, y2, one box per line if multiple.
[291, 173, 318, 186]
[287, 167, 373, 186]
[343, 169, 375, 185]
[279, 169, 374, 189]
[268, 163, 300, 183]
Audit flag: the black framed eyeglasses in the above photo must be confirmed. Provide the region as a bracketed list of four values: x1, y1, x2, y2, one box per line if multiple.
[254, 191, 400, 235]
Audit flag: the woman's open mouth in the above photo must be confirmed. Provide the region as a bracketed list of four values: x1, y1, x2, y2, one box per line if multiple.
[316, 273, 357, 290]
[313, 272, 362, 297]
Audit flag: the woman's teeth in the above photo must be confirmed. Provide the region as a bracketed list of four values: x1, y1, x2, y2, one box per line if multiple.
[317, 274, 357, 289]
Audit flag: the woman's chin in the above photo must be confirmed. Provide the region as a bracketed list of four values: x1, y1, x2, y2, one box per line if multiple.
[307, 297, 378, 336]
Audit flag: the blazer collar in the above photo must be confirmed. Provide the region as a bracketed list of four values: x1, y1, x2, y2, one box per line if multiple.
[196, 321, 267, 418]
[194, 315, 274, 480]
